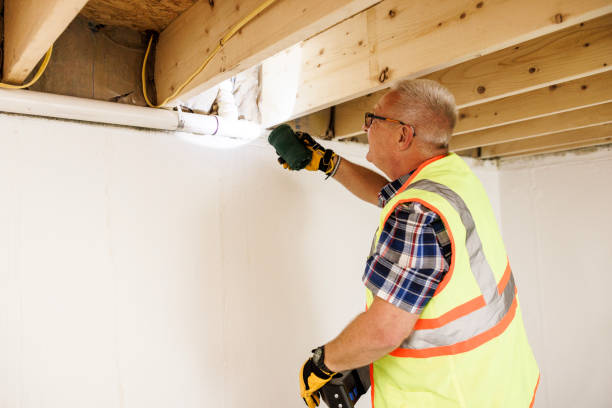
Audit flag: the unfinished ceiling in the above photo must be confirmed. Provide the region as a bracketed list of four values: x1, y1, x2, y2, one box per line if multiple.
[80, 0, 199, 32]
[1, 0, 611, 160]
[287, 12, 612, 159]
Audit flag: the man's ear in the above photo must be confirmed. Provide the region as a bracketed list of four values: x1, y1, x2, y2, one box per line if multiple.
[397, 125, 414, 151]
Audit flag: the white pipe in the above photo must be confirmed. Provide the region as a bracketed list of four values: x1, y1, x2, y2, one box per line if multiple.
[0, 89, 263, 140]
[216, 79, 239, 120]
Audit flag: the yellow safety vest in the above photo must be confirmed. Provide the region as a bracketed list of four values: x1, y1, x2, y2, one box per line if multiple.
[366, 153, 539, 408]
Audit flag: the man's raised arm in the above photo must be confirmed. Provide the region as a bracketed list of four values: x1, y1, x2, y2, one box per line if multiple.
[270, 126, 388, 206]
[332, 158, 388, 206]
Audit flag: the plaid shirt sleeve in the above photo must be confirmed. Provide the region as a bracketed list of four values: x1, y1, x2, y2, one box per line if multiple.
[362, 197, 451, 314]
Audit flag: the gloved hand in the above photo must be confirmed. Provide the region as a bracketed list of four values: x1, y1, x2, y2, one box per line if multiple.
[299, 355, 337, 408]
[278, 131, 341, 178]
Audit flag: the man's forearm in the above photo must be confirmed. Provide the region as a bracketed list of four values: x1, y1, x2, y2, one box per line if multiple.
[332, 158, 389, 206]
[323, 296, 419, 372]
[323, 312, 397, 372]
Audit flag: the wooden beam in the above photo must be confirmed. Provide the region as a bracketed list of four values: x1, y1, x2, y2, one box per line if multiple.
[457, 148, 481, 159]
[154, 0, 379, 106]
[287, 108, 332, 138]
[480, 123, 612, 158]
[2, 0, 89, 83]
[454, 70, 612, 134]
[501, 138, 612, 159]
[424, 13, 612, 108]
[449, 102, 612, 151]
[274, 0, 612, 123]
[334, 92, 381, 138]
[319, 13, 612, 139]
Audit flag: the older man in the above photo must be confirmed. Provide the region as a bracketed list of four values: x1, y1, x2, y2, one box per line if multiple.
[281, 79, 539, 407]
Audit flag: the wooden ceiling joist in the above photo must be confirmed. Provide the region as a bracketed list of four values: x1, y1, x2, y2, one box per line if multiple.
[306, 13, 612, 140]
[422, 13, 612, 109]
[454, 70, 612, 135]
[2, 0, 89, 84]
[450, 102, 612, 151]
[154, 0, 379, 106]
[480, 123, 612, 158]
[264, 0, 612, 124]
[500, 138, 612, 159]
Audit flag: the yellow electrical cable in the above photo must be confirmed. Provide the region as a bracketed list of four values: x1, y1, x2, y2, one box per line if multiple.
[142, 0, 278, 108]
[0, 46, 53, 89]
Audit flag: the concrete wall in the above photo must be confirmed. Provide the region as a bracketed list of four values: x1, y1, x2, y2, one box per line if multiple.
[498, 147, 612, 408]
[1, 111, 609, 407]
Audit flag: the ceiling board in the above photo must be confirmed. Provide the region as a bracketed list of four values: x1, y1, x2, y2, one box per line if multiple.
[80, 0, 198, 32]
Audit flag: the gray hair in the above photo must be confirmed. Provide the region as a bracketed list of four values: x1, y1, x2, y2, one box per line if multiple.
[390, 79, 457, 149]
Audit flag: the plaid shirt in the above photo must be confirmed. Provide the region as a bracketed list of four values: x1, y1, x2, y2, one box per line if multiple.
[362, 174, 452, 314]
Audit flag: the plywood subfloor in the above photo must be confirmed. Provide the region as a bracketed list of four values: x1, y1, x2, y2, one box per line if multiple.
[80, 0, 199, 32]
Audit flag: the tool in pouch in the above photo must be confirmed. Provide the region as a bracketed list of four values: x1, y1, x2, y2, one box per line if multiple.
[320, 366, 370, 408]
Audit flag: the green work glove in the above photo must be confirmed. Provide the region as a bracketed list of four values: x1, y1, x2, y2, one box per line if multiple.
[299, 349, 337, 408]
[278, 131, 341, 178]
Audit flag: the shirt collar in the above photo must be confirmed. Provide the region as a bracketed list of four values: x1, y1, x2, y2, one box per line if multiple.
[378, 170, 415, 208]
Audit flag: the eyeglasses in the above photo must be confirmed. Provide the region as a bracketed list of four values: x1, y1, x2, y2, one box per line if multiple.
[364, 112, 416, 135]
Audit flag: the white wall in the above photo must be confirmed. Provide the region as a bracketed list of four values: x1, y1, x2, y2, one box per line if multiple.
[2, 111, 608, 408]
[0, 113, 383, 408]
[498, 147, 612, 408]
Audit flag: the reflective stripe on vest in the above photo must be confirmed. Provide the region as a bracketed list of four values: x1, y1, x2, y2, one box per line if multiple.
[381, 178, 517, 356]
[409, 180, 498, 304]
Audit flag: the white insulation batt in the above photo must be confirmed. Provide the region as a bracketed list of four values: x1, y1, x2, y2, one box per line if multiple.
[0, 111, 611, 407]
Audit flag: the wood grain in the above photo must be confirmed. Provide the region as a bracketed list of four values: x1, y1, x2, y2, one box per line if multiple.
[427, 13, 612, 107]
[317, 14, 612, 139]
[284, 0, 612, 121]
[287, 108, 332, 139]
[480, 123, 612, 158]
[450, 102, 612, 151]
[3, 0, 89, 83]
[500, 137, 612, 158]
[154, 0, 379, 106]
[454, 70, 612, 134]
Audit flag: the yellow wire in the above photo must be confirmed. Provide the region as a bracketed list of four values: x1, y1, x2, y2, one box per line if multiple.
[142, 0, 278, 108]
[0, 46, 53, 89]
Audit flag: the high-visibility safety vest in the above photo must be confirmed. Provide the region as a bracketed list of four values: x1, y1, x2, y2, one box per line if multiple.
[366, 153, 539, 408]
